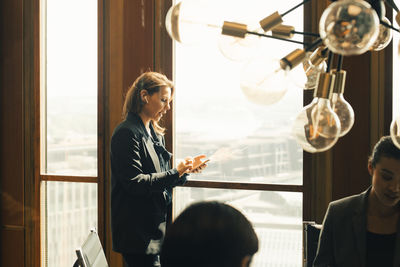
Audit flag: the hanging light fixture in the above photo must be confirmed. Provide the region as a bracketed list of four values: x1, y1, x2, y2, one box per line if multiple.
[217, 21, 262, 62]
[258, 0, 312, 32]
[318, 0, 380, 56]
[326, 55, 355, 137]
[239, 38, 322, 106]
[239, 57, 291, 106]
[303, 46, 328, 90]
[165, 1, 224, 44]
[239, 47, 306, 105]
[292, 71, 341, 153]
[217, 32, 261, 62]
[165, 0, 400, 152]
[330, 69, 355, 137]
[371, 17, 394, 51]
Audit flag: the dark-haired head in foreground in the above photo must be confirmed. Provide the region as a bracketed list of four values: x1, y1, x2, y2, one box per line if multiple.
[160, 201, 259, 267]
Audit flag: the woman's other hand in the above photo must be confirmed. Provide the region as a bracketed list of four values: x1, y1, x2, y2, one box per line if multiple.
[177, 158, 193, 177]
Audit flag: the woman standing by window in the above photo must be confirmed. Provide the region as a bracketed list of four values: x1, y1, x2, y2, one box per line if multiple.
[110, 72, 207, 267]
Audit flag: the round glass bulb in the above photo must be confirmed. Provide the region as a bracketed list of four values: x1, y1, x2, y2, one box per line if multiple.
[303, 52, 327, 90]
[218, 32, 261, 62]
[390, 115, 400, 149]
[292, 98, 341, 153]
[331, 92, 355, 136]
[370, 17, 393, 51]
[165, 1, 223, 44]
[319, 0, 380, 56]
[240, 58, 290, 106]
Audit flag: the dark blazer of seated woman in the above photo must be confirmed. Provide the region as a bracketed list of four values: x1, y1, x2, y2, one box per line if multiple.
[313, 187, 400, 267]
[313, 136, 400, 267]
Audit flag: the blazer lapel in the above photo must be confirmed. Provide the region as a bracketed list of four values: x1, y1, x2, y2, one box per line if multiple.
[143, 136, 161, 173]
[126, 113, 162, 173]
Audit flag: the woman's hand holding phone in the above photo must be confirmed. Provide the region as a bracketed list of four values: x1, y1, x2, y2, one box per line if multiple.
[189, 155, 209, 173]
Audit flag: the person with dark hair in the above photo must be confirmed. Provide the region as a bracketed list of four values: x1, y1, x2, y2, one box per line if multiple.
[313, 136, 400, 266]
[110, 71, 208, 267]
[160, 201, 259, 267]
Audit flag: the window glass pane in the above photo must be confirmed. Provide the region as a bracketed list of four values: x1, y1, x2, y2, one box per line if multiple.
[394, 30, 400, 117]
[43, 181, 98, 267]
[174, 0, 303, 184]
[43, 0, 98, 176]
[174, 187, 303, 266]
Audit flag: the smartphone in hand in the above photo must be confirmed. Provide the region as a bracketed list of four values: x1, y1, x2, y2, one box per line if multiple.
[190, 156, 210, 173]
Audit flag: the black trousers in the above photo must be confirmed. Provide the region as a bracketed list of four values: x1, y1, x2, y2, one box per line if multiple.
[122, 253, 161, 267]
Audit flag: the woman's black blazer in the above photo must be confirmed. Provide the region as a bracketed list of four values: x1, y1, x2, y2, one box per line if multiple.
[110, 112, 185, 254]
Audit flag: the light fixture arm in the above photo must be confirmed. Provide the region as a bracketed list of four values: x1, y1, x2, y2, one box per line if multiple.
[246, 30, 309, 45]
[291, 30, 320, 37]
[259, 0, 312, 31]
[337, 55, 343, 71]
[281, 0, 313, 17]
[380, 19, 400, 33]
[305, 38, 323, 52]
[271, 25, 320, 39]
[279, 38, 323, 70]
[325, 51, 334, 73]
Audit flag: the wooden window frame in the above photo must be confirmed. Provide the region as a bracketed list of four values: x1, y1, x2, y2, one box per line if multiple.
[32, 0, 105, 266]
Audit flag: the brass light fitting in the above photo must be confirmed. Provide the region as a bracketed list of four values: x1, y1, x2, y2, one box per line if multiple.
[280, 49, 306, 70]
[272, 25, 295, 39]
[221, 21, 248, 38]
[314, 72, 336, 99]
[259, 11, 283, 32]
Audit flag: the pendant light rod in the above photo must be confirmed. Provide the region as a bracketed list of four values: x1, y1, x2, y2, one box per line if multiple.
[247, 30, 308, 45]
[380, 19, 400, 33]
[326, 51, 334, 73]
[281, 0, 313, 17]
[337, 55, 343, 71]
[305, 38, 323, 52]
[291, 30, 320, 37]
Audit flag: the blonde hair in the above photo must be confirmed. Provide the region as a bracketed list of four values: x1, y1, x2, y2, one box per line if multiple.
[122, 71, 174, 135]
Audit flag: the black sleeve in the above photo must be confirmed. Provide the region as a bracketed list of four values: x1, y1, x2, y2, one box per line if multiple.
[111, 127, 182, 196]
[172, 173, 188, 187]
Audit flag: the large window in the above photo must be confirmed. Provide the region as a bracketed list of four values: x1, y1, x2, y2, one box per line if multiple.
[40, 1, 99, 266]
[173, 0, 304, 266]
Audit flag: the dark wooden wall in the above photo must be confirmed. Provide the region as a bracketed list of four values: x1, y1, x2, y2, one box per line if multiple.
[0, 0, 26, 266]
